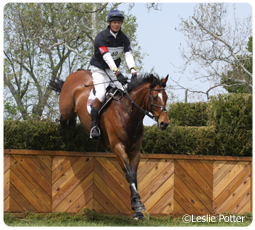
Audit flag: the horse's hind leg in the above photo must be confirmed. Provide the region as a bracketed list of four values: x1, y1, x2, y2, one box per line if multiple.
[59, 113, 77, 126]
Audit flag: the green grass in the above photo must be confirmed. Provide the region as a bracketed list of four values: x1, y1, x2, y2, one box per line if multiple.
[4, 210, 252, 227]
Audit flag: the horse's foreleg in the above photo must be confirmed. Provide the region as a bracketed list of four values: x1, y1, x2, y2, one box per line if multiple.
[113, 143, 146, 214]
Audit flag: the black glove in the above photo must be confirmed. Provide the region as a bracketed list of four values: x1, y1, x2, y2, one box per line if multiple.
[116, 72, 128, 85]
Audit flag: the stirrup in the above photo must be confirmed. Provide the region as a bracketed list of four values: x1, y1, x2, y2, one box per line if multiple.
[90, 126, 101, 139]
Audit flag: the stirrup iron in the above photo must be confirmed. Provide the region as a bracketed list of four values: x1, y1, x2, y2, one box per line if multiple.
[90, 126, 101, 139]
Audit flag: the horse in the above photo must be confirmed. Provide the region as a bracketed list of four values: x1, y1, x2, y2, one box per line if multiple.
[50, 70, 169, 219]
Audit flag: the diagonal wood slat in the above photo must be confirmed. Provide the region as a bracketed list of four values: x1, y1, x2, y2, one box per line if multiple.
[3, 151, 252, 215]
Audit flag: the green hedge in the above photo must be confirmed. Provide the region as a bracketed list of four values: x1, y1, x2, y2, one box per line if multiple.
[4, 120, 106, 152]
[141, 125, 217, 155]
[4, 120, 218, 156]
[167, 102, 208, 126]
[207, 93, 252, 156]
[4, 94, 252, 157]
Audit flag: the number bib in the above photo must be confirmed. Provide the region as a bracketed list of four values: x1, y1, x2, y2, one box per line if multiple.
[107, 47, 124, 60]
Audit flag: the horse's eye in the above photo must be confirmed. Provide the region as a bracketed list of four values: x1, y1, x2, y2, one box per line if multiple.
[153, 96, 157, 101]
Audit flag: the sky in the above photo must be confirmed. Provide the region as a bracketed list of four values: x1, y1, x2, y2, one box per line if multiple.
[1, 1, 253, 126]
[118, 2, 253, 126]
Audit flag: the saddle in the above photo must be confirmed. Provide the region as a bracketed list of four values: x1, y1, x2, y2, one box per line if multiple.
[87, 86, 122, 116]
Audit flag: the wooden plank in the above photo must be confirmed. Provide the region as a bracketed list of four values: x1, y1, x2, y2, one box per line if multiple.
[93, 197, 107, 214]
[10, 170, 50, 212]
[5, 149, 252, 161]
[213, 163, 250, 212]
[188, 160, 213, 186]
[81, 198, 94, 212]
[144, 173, 174, 211]
[10, 156, 51, 210]
[52, 156, 79, 184]
[149, 186, 174, 214]
[140, 160, 174, 202]
[52, 158, 94, 210]
[139, 159, 173, 193]
[238, 200, 251, 214]
[213, 161, 250, 200]
[12, 155, 51, 197]
[173, 199, 186, 215]
[52, 156, 68, 171]
[137, 158, 149, 170]
[176, 159, 212, 199]
[175, 174, 210, 214]
[175, 161, 212, 211]
[108, 158, 125, 177]
[9, 197, 23, 212]
[94, 158, 131, 211]
[215, 176, 251, 213]
[53, 171, 94, 212]
[174, 186, 200, 215]
[4, 196, 10, 212]
[66, 185, 94, 212]
[9, 183, 37, 212]
[4, 169, 10, 200]
[96, 157, 130, 195]
[37, 155, 52, 171]
[213, 161, 227, 174]
[4, 155, 10, 174]
[229, 187, 250, 214]
[213, 161, 237, 187]
[137, 159, 159, 183]
[52, 157, 92, 198]
[201, 160, 213, 175]
[94, 172, 132, 214]
[94, 185, 119, 214]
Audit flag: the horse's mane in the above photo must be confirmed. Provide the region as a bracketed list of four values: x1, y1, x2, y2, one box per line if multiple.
[127, 73, 162, 93]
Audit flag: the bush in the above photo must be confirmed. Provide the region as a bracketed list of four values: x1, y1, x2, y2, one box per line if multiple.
[167, 102, 208, 126]
[142, 125, 217, 155]
[4, 94, 252, 157]
[207, 94, 252, 156]
[4, 120, 105, 152]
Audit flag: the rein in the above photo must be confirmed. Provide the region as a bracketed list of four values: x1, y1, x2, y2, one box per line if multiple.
[121, 85, 166, 142]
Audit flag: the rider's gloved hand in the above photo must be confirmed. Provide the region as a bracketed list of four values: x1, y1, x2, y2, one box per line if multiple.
[116, 71, 128, 85]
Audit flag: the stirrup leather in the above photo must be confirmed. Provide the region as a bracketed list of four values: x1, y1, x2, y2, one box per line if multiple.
[90, 126, 101, 139]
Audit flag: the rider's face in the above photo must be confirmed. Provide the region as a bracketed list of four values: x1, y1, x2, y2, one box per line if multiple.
[108, 21, 122, 33]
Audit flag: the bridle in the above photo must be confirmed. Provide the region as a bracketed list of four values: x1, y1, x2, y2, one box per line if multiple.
[122, 84, 167, 142]
[147, 88, 167, 122]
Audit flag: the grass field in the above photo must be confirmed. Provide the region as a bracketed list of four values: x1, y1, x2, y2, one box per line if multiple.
[4, 210, 252, 227]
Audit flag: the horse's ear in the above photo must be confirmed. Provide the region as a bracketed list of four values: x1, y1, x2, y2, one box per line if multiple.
[161, 74, 169, 87]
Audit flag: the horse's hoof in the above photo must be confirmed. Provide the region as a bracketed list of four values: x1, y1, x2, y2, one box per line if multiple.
[135, 206, 146, 212]
[132, 200, 146, 212]
[133, 212, 144, 220]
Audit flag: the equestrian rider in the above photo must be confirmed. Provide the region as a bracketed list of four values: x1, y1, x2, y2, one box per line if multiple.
[89, 9, 137, 139]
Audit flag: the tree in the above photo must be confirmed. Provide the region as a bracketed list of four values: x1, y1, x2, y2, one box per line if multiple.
[4, 3, 144, 120]
[174, 3, 252, 98]
[221, 36, 252, 93]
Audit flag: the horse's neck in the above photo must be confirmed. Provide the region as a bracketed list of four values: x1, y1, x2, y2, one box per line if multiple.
[128, 83, 149, 117]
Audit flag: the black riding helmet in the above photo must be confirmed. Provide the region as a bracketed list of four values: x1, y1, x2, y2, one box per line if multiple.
[107, 10, 124, 22]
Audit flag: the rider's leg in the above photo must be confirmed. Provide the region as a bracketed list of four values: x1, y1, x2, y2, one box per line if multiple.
[90, 98, 102, 139]
[90, 67, 107, 139]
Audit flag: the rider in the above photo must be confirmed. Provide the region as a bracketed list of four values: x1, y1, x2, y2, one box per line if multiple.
[89, 9, 137, 139]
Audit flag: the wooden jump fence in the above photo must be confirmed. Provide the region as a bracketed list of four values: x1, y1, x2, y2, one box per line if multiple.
[4, 149, 252, 216]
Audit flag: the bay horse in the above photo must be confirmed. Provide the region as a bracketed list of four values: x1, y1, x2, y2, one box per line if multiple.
[51, 70, 169, 219]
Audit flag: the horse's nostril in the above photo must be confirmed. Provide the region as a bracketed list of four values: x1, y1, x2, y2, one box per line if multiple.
[160, 121, 165, 128]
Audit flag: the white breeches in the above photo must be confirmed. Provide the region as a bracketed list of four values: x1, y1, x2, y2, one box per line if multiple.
[91, 66, 124, 102]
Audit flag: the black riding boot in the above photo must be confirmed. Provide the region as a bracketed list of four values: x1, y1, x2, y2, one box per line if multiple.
[90, 107, 101, 139]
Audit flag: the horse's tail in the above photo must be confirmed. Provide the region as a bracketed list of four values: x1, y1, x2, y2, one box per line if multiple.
[48, 77, 65, 94]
